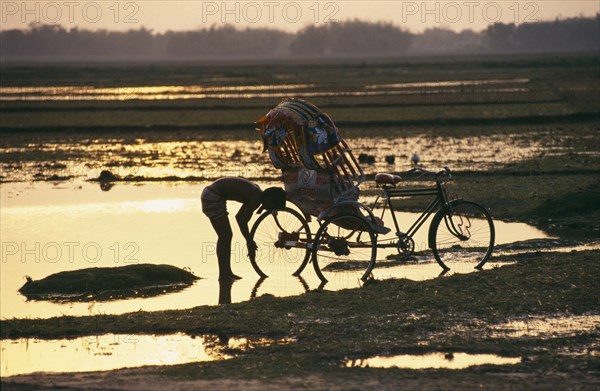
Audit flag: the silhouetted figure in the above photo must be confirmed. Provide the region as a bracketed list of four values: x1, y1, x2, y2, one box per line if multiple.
[201, 177, 286, 281]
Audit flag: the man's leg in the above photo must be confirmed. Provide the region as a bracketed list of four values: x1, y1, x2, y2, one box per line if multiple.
[209, 215, 241, 280]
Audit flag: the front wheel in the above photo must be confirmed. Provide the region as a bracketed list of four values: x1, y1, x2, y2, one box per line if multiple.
[250, 207, 311, 278]
[428, 200, 495, 271]
[312, 214, 377, 289]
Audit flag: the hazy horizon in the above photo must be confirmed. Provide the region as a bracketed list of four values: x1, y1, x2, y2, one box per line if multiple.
[2, 16, 598, 61]
[1, 0, 598, 34]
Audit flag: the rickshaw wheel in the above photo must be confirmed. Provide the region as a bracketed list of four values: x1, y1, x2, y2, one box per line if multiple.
[312, 213, 377, 289]
[250, 207, 312, 278]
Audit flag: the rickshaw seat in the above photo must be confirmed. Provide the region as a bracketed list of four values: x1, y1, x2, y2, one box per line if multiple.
[375, 173, 402, 185]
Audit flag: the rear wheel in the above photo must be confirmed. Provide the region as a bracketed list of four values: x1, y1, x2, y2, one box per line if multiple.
[250, 207, 311, 278]
[428, 200, 495, 271]
[312, 214, 377, 289]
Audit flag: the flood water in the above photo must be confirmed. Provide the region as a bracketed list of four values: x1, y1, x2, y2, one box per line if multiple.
[0, 333, 292, 377]
[0, 74, 595, 379]
[345, 352, 521, 369]
[1, 181, 550, 319]
[0, 132, 554, 183]
[0, 79, 528, 101]
[490, 314, 600, 339]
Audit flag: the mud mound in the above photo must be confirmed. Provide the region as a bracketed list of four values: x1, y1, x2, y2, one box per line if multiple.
[19, 264, 199, 302]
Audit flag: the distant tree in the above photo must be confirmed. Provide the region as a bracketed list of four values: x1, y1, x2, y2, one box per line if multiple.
[0, 15, 598, 61]
[484, 23, 517, 52]
[483, 15, 599, 53]
[289, 25, 331, 55]
[409, 27, 482, 54]
[290, 20, 412, 57]
[165, 25, 291, 58]
[515, 16, 600, 52]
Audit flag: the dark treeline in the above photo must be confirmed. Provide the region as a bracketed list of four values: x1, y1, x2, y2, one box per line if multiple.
[1, 16, 598, 61]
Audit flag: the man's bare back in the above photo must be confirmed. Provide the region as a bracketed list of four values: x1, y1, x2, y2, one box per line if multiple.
[206, 177, 262, 206]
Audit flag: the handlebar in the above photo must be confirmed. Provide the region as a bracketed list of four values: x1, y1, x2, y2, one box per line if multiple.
[403, 166, 452, 180]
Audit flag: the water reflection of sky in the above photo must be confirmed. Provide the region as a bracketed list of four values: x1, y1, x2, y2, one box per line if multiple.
[0, 80, 529, 101]
[346, 352, 521, 369]
[1, 182, 550, 320]
[0, 333, 293, 377]
[489, 314, 600, 339]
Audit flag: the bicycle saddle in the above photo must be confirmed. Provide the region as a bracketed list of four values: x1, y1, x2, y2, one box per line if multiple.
[375, 173, 402, 185]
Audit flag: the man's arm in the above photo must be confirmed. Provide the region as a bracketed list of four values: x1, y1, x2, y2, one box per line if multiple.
[235, 203, 258, 241]
[236, 203, 259, 260]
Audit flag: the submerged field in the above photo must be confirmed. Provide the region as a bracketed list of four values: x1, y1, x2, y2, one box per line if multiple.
[0, 54, 599, 389]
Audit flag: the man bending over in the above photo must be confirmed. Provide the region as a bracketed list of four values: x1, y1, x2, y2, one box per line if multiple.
[201, 177, 286, 281]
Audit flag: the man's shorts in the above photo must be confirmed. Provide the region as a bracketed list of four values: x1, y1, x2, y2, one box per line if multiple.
[201, 187, 228, 220]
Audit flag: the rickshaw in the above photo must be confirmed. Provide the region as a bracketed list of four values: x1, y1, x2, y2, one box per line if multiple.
[250, 98, 494, 287]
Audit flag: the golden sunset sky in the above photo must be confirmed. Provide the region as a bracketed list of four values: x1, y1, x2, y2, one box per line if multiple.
[1, 0, 598, 33]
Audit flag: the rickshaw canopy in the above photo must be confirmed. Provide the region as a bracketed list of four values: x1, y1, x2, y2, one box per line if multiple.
[256, 98, 365, 216]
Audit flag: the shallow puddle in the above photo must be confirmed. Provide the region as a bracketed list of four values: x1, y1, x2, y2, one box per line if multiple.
[345, 352, 521, 369]
[1, 182, 552, 319]
[0, 333, 292, 377]
[371, 259, 517, 282]
[489, 314, 600, 338]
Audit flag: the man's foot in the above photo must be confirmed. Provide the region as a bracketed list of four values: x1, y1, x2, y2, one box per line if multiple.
[219, 274, 242, 282]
